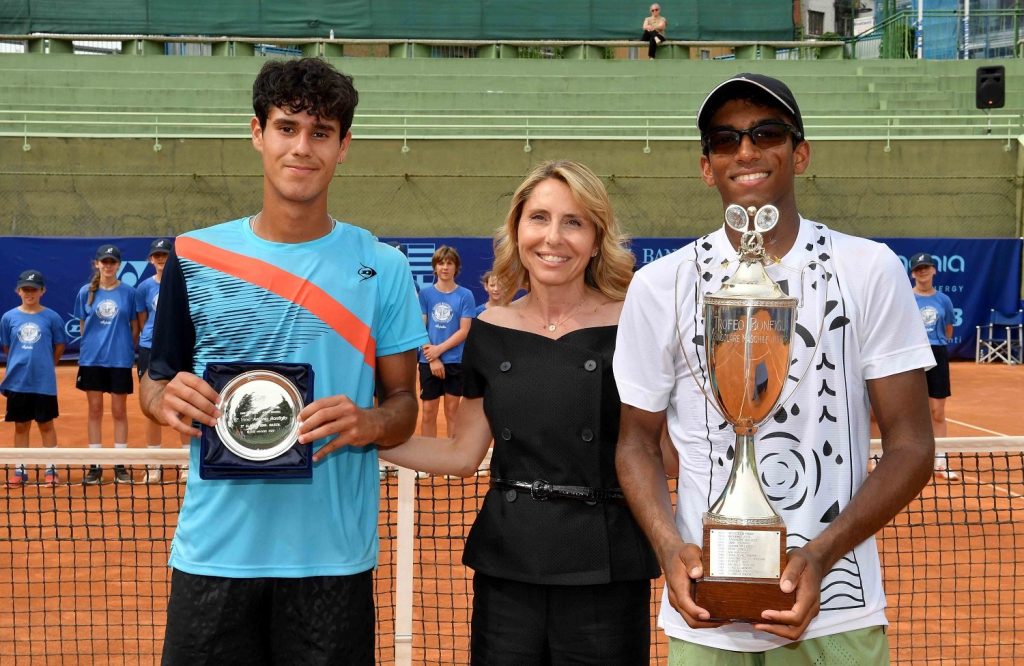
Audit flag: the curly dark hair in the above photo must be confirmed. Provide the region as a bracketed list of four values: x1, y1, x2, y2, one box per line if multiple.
[252, 58, 359, 134]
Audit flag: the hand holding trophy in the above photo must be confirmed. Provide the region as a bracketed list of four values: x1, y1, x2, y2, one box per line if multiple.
[693, 202, 798, 623]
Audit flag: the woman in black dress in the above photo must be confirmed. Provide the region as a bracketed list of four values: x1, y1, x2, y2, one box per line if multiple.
[382, 160, 659, 664]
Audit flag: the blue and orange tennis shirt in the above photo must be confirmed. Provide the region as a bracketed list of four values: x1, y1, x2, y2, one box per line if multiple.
[149, 217, 426, 578]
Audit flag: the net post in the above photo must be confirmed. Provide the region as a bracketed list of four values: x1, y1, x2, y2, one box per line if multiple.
[394, 465, 416, 666]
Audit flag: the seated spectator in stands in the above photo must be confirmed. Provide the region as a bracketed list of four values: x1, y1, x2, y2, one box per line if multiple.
[641, 4, 667, 59]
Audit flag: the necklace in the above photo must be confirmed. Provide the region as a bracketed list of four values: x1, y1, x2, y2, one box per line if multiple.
[534, 296, 587, 332]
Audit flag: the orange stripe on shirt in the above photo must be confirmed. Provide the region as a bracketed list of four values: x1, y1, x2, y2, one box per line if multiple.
[176, 235, 376, 369]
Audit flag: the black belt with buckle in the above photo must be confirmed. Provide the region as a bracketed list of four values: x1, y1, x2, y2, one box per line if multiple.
[491, 478, 624, 503]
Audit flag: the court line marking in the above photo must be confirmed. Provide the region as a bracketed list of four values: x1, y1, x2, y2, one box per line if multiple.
[954, 472, 1024, 500]
[947, 419, 1010, 438]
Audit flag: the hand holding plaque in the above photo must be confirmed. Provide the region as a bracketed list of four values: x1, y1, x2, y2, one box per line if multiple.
[693, 204, 798, 623]
[200, 362, 315, 480]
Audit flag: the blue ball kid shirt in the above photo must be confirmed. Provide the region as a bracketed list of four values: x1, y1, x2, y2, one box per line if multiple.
[418, 284, 476, 364]
[914, 291, 955, 346]
[73, 282, 141, 368]
[0, 308, 67, 395]
[135, 276, 161, 349]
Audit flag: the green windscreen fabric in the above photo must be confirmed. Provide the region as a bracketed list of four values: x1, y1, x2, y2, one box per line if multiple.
[0, 1, 794, 40]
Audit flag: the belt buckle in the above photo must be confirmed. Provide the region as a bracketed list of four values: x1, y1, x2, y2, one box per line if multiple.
[530, 479, 551, 501]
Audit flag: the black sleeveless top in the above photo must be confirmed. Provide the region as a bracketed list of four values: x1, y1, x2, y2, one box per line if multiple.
[461, 319, 659, 586]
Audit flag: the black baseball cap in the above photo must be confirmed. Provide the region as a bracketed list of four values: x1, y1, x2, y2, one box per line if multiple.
[95, 244, 121, 261]
[149, 238, 173, 256]
[697, 73, 805, 138]
[16, 269, 45, 289]
[910, 252, 936, 270]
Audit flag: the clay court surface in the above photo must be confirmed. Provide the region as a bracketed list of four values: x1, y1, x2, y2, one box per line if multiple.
[0, 361, 1022, 664]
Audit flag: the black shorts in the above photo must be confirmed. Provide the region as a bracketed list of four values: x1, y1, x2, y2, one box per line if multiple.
[3, 391, 59, 423]
[925, 345, 951, 399]
[418, 362, 464, 400]
[162, 568, 375, 666]
[76, 365, 134, 394]
[136, 347, 151, 379]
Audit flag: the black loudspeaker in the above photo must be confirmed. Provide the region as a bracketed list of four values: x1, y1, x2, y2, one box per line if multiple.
[976, 65, 1005, 109]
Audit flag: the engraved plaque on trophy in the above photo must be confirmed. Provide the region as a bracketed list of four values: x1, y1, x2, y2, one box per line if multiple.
[200, 363, 314, 480]
[692, 203, 798, 623]
[217, 370, 303, 461]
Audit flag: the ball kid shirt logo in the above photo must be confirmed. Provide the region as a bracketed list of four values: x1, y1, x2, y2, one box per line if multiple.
[919, 305, 938, 331]
[17, 322, 41, 346]
[431, 302, 454, 326]
[95, 299, 119, 324]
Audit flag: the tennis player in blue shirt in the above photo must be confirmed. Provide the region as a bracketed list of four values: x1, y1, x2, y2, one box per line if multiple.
[140, 58, 425, 665]
[1, 270, 67, 486]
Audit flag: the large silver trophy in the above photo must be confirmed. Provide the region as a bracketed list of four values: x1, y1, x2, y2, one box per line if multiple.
[693, 203, 798, 622]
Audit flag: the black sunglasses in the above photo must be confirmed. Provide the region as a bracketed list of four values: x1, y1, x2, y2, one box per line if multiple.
[703, 122, 802, 155]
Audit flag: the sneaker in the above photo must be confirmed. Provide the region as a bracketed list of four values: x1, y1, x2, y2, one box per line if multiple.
[142, 467, 162, 484]
[7, 468, 27, 487]
[44, 469, 60, 486]
[935, 466, 960, 481]
[415, 470, 430, 479]
[83, 465, 103, 485]
[114, 465, 132, 484]
[178, 467, 189, 483]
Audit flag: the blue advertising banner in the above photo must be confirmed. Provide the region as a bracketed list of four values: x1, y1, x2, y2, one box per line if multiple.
[879, 237, 1022, 359]
[0, 236, 1019, 361]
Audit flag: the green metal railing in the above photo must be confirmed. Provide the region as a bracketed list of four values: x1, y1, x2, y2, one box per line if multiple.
[0, 109, 1019, 149]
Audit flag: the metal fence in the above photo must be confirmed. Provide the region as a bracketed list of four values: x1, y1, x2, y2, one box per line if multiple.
[853, 8, 1022, 60]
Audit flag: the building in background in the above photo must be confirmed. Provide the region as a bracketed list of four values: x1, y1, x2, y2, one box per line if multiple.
[876, 0, 1019, 59]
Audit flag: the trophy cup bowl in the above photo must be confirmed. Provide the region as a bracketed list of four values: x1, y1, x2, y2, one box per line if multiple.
[692, 204, 799, 623]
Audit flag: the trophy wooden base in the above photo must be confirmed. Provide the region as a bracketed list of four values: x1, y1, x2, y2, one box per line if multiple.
[695, 521, 795, 623]
[693, 577, 796, 624]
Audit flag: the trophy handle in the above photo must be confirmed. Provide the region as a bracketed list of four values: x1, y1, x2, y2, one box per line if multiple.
[673, 259, 729, 423]
[773, 258, 831, 412]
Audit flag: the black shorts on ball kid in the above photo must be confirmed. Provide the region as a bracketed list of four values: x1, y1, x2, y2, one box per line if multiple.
[3, 390, 59, 423]
[76, 365, 134, 394]
[418, 362, 464, 400]
[925, 345, 952, 399]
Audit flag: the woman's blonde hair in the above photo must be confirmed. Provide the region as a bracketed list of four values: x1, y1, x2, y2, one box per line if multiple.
[491, 160, 634, 304]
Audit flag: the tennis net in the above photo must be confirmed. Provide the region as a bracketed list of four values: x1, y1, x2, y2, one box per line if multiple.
[0, 439, 1021, 664]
